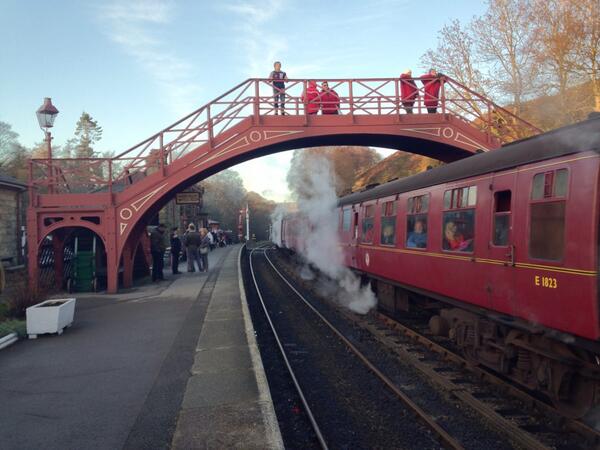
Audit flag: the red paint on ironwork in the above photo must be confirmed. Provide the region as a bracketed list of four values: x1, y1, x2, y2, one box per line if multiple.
[27, 77, 540, 293]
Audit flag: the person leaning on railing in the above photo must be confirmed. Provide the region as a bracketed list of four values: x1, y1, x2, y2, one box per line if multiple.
[420, 68, 443, 114]
[320, 81, 340, 114]
[302, 80, 321, 115]
[400, 69, 418, 114]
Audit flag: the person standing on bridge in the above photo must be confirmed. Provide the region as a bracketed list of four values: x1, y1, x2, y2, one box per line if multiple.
[184, 223, 203, 272]
[320, 81, 340, 114]
[269, 61, 288, 115]
[400, 70, 418, 114]
[302, 80, 320, 115]
[420, 68, 443, 114]
[150, 224, 167, 282]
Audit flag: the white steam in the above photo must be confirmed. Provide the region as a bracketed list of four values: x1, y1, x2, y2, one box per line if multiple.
[283, 155, 377, 314]
[270, 204, 286, 247]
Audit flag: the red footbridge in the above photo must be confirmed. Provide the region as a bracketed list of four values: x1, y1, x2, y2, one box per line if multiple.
[27, 76, 541, 293]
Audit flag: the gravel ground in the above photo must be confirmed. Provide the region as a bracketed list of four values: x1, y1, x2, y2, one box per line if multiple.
[263, 248, 520, 450]
[243, 248, 448, 449]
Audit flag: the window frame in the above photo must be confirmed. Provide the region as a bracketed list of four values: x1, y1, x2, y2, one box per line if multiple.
[527, 168, 569, 262]
[442, 185, 477, 254]
[380, 199, 397, 247]
[405, 193, 430, 250]
[361, 203, 376, 244]
[491, 190, 512, 248]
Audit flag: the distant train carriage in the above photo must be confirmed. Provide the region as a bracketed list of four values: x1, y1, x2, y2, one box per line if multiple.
[280, 116, 600, 417]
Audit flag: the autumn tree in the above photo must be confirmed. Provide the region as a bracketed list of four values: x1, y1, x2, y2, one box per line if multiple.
[573, 0, 600, 111]
[201, 170, 247, 230]
[246, 191, 276, 240]
[531, 0, 581, 126]
[471, 0, 539, 115]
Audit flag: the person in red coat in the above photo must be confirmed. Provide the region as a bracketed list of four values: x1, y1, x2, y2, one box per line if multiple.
[302, 80, 320, 115]
[420, 68, 443, 114]
[400, 70, 418, 114]
[320, 81, 340, 114]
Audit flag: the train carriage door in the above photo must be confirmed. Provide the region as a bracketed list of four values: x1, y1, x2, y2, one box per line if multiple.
[485, 173, 517, 313]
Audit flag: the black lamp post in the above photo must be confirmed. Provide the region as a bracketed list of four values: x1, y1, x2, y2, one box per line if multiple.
[36, 97, 59, 159]
[36, 98, 59, 192]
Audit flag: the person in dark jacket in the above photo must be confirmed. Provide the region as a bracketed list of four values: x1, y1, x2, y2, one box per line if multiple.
[302, 80, 320, 115]
[420, 68, 443, 114]
[170, 227, 182, 275]
[184, 223, 203, 272]
[150, 224, 167, 282]
[400, 70, 418, 114]
[269, 61, 288, 115]
[320, 81, 340, 114]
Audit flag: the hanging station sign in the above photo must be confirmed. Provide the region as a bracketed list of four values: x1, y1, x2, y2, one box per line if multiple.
[175, 192, 201, 204]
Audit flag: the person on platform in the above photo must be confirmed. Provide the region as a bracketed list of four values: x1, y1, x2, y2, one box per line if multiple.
[269, 61, 288, 115]
[302, 80, 320, 115]
[199, 228, 211, 272]
[406, 219, 427, 248]
[320, 81, 340, 114]
[400, 69, 418, 114]
[184, 223, 203, 272]
[170, 227, 182, 275]
[420, 68, 443, 114]
[150, 223, 167, 282]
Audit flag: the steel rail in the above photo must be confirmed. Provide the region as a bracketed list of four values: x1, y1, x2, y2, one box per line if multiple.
[248, 245, 329, 450]
[375, 314, 600, 448]
[260, 249, 465, 450]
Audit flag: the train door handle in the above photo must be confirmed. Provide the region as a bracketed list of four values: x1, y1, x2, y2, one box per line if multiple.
[505, 244, 515, 267]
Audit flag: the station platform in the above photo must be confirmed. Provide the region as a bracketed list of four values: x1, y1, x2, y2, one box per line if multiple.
[171, 245, 283, 449]
[0, 244, 283, 450]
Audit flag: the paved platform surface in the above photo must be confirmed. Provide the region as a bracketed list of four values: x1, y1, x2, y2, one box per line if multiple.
[0, 244, 282, 450]
[171, 244, 282, 449]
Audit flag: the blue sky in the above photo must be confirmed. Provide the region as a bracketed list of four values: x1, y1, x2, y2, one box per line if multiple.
[0, 0, 486, 201]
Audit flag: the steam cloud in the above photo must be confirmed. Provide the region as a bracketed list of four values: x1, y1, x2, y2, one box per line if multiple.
[274, 155, 377, 314]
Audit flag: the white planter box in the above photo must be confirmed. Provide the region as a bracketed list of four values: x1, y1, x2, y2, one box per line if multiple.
[26, 298, 76, 339]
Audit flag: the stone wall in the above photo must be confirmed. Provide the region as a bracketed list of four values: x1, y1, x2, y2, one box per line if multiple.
[0, 189, 22, 266]
[0, 266, 27, 304]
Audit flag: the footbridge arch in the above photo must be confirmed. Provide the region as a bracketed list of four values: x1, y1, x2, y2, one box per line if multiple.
[27, 76, 541, 293]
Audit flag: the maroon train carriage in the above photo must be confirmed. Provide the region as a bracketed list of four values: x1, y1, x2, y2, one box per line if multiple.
[281, 116, 600, 418]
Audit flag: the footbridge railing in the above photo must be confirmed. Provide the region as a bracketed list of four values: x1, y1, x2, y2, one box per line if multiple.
[29, 76, 541, 195]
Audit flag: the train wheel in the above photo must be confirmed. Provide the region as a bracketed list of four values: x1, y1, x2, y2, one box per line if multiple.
[551, 371, 595, 418]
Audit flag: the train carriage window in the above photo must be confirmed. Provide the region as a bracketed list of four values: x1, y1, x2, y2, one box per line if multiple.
[342, 208, 352, 231]
[442, 185, 477, 252]
[531, 169, 568, 200]
[442, 210, 475, 252]
[361, 205, 375, 243]
[493, 190, 511, 246]
[555, 169, 568, 197]
[529, 169, 568, 260]
[529, 202, 566, 260]
[406, 194, 429, 249]
[380, 201, 397, 246]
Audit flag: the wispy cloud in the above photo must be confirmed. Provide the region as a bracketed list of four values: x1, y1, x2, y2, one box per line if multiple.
[223, 0, 297, 77]
[97, 0, 201, 115]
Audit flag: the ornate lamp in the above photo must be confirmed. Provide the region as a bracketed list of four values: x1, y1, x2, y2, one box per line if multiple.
[36, 97, 59, 129]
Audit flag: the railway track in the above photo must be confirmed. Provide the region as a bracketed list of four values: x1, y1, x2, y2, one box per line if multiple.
[268, 248, 599, 450]
[247, 244, 468, 449]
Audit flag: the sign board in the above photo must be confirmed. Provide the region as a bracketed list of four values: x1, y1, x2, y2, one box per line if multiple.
[175, 192, 201, 204]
